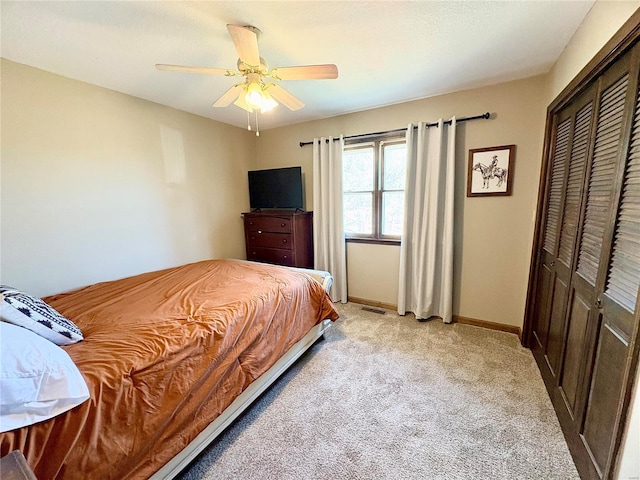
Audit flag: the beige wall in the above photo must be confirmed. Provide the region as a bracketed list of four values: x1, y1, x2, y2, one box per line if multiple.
[619, 366, 640, 479]
[546, 0, 640, 105]
[257, 75, 548, 327]
[0, 59, 256, 297]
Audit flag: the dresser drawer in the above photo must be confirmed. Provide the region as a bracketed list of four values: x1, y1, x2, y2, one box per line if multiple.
[247, 247, 295, 266]
[247, 232, 293, 249]
[244, 216, 291, 233]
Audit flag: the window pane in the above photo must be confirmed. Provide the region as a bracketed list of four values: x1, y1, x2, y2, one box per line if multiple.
[344, 192, 373, 234]
[343, 147, 374, 191]
[382, 191, 404, 236]
[383, 143, 406, 190]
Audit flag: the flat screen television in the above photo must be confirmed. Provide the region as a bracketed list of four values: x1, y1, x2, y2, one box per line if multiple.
[248, 166, 304, 210]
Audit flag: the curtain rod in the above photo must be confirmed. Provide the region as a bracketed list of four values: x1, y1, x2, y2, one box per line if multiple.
[298, 112, 491, 147]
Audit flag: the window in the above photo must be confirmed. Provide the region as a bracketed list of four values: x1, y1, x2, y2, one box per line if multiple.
[343, 138, 406, 242]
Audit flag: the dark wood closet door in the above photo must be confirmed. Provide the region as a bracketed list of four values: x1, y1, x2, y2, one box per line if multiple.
[531, 112, 572, 356]
[525, 17, 640, 479]
[562, 58, 632, 420]
[580, 52, 640, 477]
[547, 95, 594, 380]
[531, 91, 595, 381]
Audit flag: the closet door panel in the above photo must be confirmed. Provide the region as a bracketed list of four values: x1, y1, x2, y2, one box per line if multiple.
[560, 68, 631, 428]
[532, 259, 553, 351]
[605, 81, 640, 316]
[560, 293, 591, 414]
[580, 51, 640, 479]
[542, 119, 569, 258]
[577, 73, 631, 285]
[581, 323, 628, 476]
[546, 275, 570, 376]
[545, 97, 594, 380]
[532, 116, 572, 353]
[557, 102, 593, 269]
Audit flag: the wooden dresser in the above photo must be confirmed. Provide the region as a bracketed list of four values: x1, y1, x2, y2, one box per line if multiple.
[242, 211, 313, 268]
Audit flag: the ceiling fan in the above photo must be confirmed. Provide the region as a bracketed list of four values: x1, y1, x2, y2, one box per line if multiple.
[156, 24, 338, 124]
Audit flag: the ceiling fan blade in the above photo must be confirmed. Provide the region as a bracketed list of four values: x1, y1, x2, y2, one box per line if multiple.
[212, 84, 244, 107]
[227, 25, 260, 67]
[267, 84, 304, 111]
[156, 64, 230, 75]
[271, 64, 338, 80]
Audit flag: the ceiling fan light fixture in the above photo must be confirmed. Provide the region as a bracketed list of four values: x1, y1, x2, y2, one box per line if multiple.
[242, 82, 278, 113]
[245, 82, 264, 109]
[234, 93, 254, 113]
[259, 89, 278, 112]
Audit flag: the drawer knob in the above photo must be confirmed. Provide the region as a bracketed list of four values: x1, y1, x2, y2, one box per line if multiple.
[258, 230, 262, 234]
[281, 223, 286, 227]
[283, 255, 288, 259]
[282, 239, 287, 244]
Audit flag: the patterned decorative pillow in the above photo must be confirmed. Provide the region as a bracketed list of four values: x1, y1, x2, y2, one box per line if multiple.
[0, 286, 83, 345]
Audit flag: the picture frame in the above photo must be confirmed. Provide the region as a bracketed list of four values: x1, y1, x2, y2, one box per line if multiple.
[467, 144, 516, 197]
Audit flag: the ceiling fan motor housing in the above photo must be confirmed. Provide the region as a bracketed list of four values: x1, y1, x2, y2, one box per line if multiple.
[237, 57, 268, 73]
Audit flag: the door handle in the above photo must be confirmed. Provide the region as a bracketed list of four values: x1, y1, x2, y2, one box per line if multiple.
[595, 298, 602, 308]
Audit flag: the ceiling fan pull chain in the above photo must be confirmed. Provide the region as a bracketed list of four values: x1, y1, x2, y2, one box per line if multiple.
[247, 109, 251, 132]
[255, 111, 260, 137]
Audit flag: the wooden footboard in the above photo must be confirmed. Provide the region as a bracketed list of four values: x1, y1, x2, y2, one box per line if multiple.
[151, 318, 332, 479]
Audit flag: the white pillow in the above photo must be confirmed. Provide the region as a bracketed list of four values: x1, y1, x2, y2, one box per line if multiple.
[0, 321, 90, 432]
[287, 267, 334, 293]
[0, 286, 83, 345]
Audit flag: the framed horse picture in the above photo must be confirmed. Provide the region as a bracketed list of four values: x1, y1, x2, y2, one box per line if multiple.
[467, 144, 515, 197]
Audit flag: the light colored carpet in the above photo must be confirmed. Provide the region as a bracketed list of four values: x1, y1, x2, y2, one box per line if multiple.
[179, 302, 579, 479]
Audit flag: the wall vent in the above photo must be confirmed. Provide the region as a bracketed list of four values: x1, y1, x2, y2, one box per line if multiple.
[361, 306, 386, 315]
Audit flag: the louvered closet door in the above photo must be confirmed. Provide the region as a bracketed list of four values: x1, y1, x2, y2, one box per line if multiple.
[579, 49, 640, 478]
[536, 90, 595, 381]
[531, 112, 572, 355]
[526, 20, 640, 480]
[559, 54, 633, 435]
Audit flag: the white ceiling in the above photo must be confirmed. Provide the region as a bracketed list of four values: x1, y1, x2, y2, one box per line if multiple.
[1, 1, 595, 131]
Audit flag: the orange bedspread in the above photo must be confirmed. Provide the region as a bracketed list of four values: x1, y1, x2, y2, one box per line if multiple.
[0, 259, 339, 479]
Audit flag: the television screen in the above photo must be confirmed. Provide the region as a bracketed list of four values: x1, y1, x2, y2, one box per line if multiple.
[248, 166, 304, 210]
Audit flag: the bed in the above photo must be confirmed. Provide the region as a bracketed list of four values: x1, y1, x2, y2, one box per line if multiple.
[0, 258, 339, 479]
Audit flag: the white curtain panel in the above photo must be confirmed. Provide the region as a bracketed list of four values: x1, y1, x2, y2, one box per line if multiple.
[312, 136, 347, 303]
[398, 119, 456, 323]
